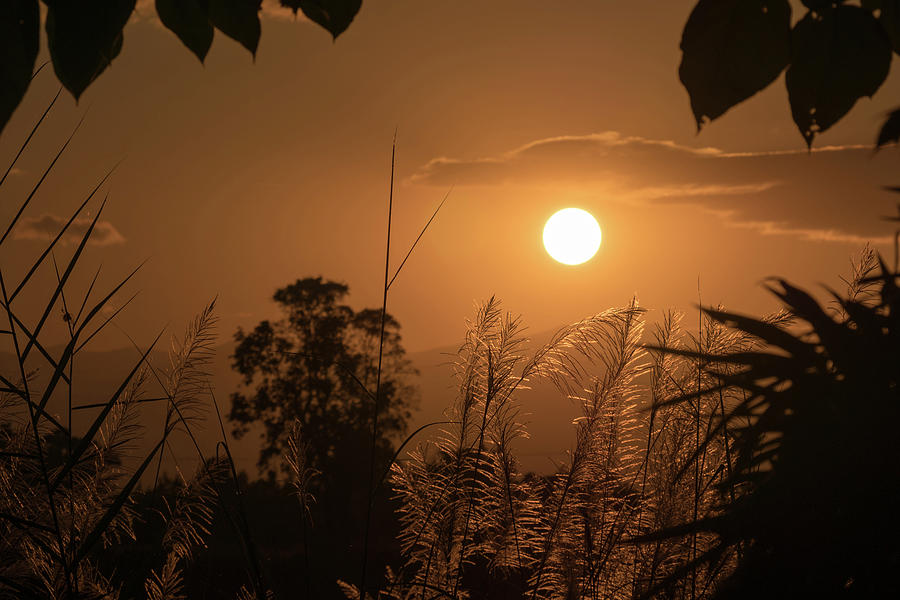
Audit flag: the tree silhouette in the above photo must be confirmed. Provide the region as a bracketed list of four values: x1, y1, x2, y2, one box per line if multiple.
[228, 276, 417, 480]
[0, 0, 363, 134]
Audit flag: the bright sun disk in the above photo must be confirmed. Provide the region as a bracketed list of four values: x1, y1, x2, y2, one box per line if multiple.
[543, 208, 602, 265]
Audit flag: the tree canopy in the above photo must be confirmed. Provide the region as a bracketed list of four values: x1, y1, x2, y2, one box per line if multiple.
[228, 276, 417, 479]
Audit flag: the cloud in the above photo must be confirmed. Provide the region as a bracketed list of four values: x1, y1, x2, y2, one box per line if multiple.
[412, 133, 734, 187]
[410, 132, 899, 244]
[728, 219, 892, 245]
[133, 0, 307, 24]
[260, 1, 309, 21]
[14, 214, 126, 247]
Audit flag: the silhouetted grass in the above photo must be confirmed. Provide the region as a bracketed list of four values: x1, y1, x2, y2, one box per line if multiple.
[638, 252, 900, 599]
[382, 291, 794, 599]
[0, 92, 268, 600]
[3, 91, 896, 600]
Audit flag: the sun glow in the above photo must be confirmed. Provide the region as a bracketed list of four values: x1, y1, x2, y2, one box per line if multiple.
[542, 208, 602, 265]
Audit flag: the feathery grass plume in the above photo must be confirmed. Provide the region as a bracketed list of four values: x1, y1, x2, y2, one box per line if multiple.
[142, 458, 228, 600]
[285, 419, 318, 522]
[629, 310, 685, 595]
[163, 298, 218, 444]
[0, 104, 150, 594]
[0, 96, 252, 599]
[145, 554, 186, 600]
[64, 366, 148, 552]
[830, 244, 879, 320]
[284, 418, 318, 597]
[391, 299, 666, 599]
[631, 303, 796, 599]
[337, 579, 371, 600]
[339, 566, 408, 600]
[388, 293, 794, 599]
[527, 300, 647, 600]
[160, 456, 229, 563]
[234, 584, 275, 600]
[141, 306, 229, 594]
[391, 298, 541, 597]
[0, 328, 151, 597]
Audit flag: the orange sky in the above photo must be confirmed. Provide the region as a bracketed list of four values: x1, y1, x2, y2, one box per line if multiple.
[2, 0, 900, 354]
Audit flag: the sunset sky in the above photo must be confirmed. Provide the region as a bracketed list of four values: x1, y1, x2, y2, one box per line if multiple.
[3, 0, 900, 354]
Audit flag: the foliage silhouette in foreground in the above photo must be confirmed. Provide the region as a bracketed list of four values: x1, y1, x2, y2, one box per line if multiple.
[0, 0, 364, 134]
[680, 0, 900, 148]
[642, 249, 900, 598]
[0, 96, 274, 599]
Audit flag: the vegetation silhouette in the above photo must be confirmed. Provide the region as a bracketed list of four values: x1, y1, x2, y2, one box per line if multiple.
[229, 276, 418, 479]
[380, 295, 798, 599]
[4, 4, 900, 598]
[636, 249, 900, 598]
[0, 92, 276, 600]
[5, 1, 900, 148]
[0, 0, 364, 134]
[228, 276, 418, 598]
[679, 0, 900, 148]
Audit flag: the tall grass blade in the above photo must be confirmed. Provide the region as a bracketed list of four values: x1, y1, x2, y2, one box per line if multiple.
[21, 195, 109, 362]
[0, 88, 61, 189]
[49, 330, 164, 491]
[386, 186, 451, 291]
[35, 260, 146, 415]
[9, 167, 116, 302]
[72, 436, 166, 566]
[0, 113, 86, 248]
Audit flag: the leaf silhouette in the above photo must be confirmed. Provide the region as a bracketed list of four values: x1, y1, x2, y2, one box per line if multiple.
[156, 0, 214, 63]
[45, 0, 136, 100]
[876, 106, 900, 148]
[679, 0, 791, 130]
[284, 0, 362, 40]
[786, 5, 892, 147]
[864, 0, 900, 55]
[0, 0, 38, 134]
[207, 0, 262, 56]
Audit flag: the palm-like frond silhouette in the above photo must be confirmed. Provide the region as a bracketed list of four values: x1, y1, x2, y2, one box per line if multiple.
[641, 258, 900, 598]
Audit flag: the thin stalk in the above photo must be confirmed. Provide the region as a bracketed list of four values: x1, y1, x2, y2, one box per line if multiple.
[691, 283, 702, 600]
[529, 459, 578, 600]
[51, 253, 79, 589]
[211, 388, 267, 599]
[632, 384, 658, 593]
[72, 396, 169, 410]
[452, 347, 499, 598]
[386, 186, 451, 291]
[0, 88, 61, 188]
[0, 112, 86, 248]
[360, 133, 396, 600]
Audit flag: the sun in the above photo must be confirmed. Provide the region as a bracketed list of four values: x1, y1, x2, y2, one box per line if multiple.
[543, 208, 602, 265]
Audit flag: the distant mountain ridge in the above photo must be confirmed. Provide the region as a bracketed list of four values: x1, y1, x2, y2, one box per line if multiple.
[1, 331, 580, 477]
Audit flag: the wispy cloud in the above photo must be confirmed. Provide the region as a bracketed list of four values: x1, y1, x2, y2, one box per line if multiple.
[411, 132, 899, 245]
[14, 214, 125, 247]
[729, 219, 892, 245]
